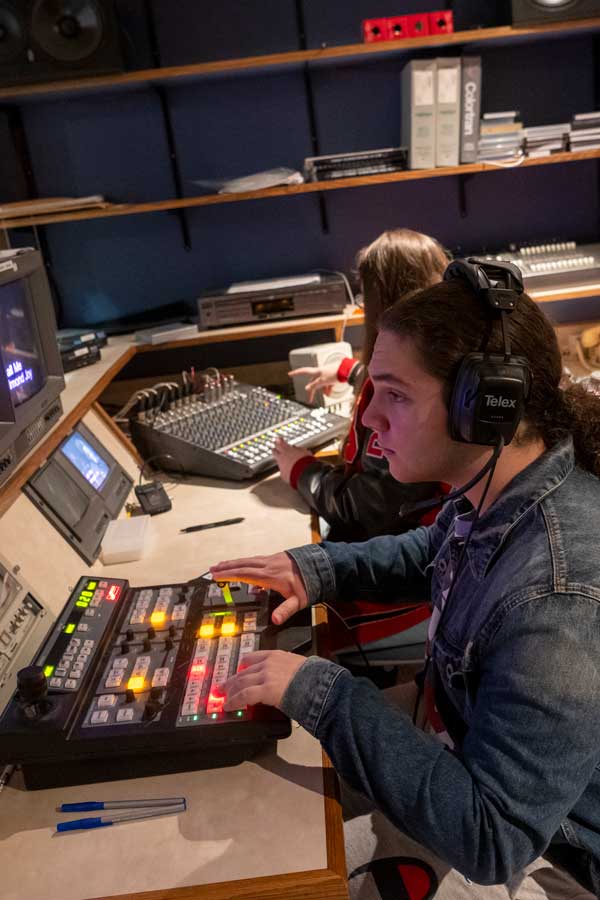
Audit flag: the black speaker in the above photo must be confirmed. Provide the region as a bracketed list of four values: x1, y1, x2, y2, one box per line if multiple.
[511, 0, 600, 25]
[0, 0, 124, 86]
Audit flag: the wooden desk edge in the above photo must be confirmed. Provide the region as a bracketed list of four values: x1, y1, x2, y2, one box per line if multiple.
[89, 868, 347, 900]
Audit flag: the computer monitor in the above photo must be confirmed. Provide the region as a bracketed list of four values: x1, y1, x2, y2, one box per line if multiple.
[0, 250, 65, 488]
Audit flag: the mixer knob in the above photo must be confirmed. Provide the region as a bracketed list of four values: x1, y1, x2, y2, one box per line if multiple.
[126, 629, 134, 641]
[147, 627, 156, 639]
[125, 688, 135, 703]
[150, 686, 163, 700]
[121, 642, 130, 654]
[143, 639, 151, 652]
[165, 638, 174, 651]
[169, 625, 177, 637]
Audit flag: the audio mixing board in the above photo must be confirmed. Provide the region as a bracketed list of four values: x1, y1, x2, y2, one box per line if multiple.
[129, 380, 348, 480]
[0, 574, 293, 789]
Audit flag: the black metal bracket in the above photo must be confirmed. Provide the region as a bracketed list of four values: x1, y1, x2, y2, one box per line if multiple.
[458, 172, 474, 218]
[144, 0, 191, 250]
[295, 0, 329, 234]
[3, 104, 64, 319]
[594, 35, 600, 237]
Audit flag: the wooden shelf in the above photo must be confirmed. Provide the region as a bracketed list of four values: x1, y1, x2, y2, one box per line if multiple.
[3, 148, 599, 230]
[0, 18, 599, 103]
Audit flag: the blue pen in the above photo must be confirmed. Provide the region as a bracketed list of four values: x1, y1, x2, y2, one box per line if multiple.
[57, 802, 185, 832]
[59, 797, 185, 812]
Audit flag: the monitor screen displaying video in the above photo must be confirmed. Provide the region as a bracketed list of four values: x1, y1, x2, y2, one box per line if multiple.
[0, 279, 46, 408]
[60, 431, 110, 491]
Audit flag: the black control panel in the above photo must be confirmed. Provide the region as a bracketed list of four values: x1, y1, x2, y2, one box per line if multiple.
[129, 381, 348, 480]
[0, 576, 293, 789]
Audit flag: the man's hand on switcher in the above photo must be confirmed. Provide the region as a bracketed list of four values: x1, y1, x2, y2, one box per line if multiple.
[222, 650, 306, 712]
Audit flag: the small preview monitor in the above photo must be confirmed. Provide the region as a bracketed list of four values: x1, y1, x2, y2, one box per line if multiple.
[0, 278, 47, 409]
[24, 422, 134, 564]
[60, 431, 110, 491]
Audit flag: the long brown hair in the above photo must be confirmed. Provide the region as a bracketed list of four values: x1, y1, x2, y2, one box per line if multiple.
[380, 280, 600, 476]
[357, 228, 449, 366]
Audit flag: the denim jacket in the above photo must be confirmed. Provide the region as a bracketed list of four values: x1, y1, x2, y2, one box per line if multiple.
[281, 438, 600, 888]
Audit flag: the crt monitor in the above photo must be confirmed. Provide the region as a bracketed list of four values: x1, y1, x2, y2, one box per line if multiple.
[0, 250, 65, 488]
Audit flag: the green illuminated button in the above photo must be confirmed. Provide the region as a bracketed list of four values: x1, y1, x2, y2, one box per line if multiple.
[236, 710, 243, 717]
[81, 591, 93, 598]
[64, 623, 76, 634]
[211, 713, 217, 719]
[43, 665, 55, 678]
[76, 600, 88, 608]
[87, 581, 98, 590]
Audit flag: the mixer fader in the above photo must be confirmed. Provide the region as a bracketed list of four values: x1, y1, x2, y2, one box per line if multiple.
[0, 574, 293, 789]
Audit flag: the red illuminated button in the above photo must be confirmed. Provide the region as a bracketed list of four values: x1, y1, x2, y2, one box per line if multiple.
[106, 584, 121, 602]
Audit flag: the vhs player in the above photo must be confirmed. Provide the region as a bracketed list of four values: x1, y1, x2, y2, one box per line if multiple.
[198, 273, 349, 329]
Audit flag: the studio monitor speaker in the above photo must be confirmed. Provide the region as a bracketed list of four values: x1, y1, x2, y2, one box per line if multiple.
[0, 0, 124, 86]
[511, 0, 600, 25]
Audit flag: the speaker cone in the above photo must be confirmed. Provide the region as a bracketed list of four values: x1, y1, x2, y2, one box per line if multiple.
[530, 0, 576, 7]
[0, 3, 26, 63]
[30, 0, 104, 62]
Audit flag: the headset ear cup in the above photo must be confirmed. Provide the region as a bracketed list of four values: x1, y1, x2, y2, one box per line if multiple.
[448, 354, 482, 442]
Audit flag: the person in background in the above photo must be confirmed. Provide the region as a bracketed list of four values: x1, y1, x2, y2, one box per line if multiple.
[274, 228, 449, 542]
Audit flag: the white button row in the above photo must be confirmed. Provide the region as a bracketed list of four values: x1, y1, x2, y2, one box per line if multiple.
[181, 638, 209, 716]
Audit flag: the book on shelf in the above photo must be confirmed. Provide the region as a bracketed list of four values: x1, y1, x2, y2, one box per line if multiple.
[401, 59, 436, 169]
[459, 56, 481, 164]
[0, 195, 107, 218]
[481, 111, 519, 123]
[435, 57, 460, 167]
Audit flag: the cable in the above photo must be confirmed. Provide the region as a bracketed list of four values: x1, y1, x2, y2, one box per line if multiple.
[138, 453, 186, 485]
[411, 439, 503, 725]
[408, 439, 504, 516]
[319, 601, 370, 669]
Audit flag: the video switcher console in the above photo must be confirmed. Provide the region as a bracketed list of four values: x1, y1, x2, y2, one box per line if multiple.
[0, 574, 292, 789]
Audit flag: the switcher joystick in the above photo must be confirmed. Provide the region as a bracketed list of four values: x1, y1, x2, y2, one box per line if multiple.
[17, 665, 50, 718]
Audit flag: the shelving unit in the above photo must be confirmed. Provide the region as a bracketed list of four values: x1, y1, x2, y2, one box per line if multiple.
[0, 18, 599, 104]
[1, 148, 599, 231]
[2, 8, 599, 330]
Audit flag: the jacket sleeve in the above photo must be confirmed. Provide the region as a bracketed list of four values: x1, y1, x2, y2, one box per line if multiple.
[286, 503, 453, 604]
[281, 590, 600, 885]
[294, 458, 441, 539]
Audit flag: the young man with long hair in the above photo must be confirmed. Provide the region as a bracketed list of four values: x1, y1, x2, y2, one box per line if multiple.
[211, 264, 600, 898]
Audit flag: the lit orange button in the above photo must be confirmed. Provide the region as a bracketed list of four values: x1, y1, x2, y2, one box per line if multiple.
[221, 621, 236, 636]
[150, 611, 166, 626]
[127, 676, 145, 692]
[199, 623, 214, 639]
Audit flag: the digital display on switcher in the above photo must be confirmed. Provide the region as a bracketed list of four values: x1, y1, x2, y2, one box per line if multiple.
[60, 432, 110, 490]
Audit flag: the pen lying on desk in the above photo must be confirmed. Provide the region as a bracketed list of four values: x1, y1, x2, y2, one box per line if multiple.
[57, 802, 185, 832]
[59, 796, 185, 812]
[179, 516, 245, 534]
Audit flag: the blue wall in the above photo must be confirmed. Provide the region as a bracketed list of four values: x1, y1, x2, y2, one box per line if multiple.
[2, 1, 599, 327]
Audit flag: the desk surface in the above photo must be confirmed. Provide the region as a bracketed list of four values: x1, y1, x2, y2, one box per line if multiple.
[0, 398, 347, 900]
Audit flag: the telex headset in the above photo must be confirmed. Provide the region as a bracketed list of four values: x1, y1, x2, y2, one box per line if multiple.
[443, 257, 531, 446]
